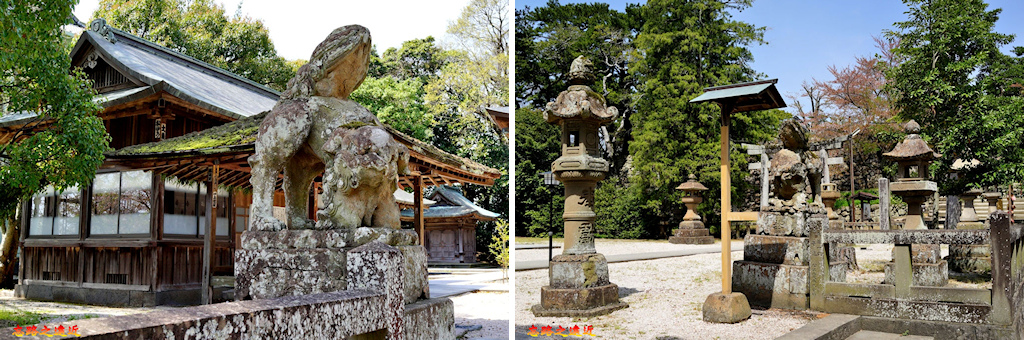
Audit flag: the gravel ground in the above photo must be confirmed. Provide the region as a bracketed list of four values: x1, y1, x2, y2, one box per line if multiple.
[452, 291, 510, 339]
[515, 238, 736, 263]
[515, 252, 822, 340]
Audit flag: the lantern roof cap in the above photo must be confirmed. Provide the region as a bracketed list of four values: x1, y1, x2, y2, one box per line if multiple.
[883, 120, 940, 161]
[676, 174, 708, 191]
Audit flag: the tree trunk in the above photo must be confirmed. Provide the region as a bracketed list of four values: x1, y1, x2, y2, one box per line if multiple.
[0, 214, 18, 288]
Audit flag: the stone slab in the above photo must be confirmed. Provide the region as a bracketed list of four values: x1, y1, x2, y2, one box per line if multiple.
[757, 211, 827, 237]
[240, 230, 351, 250]
[532, 283, 627, 317]
[671, 228, 711, 238]
[883, 260, 948, 287]
[668, 235, 715, 244]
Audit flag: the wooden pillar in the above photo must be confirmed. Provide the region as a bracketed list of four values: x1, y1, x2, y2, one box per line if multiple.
[413, 174, 425, 246]
[201, 163, 219, 305]
[720, 109, 732, 294]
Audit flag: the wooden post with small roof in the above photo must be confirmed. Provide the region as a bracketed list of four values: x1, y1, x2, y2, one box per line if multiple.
[690, 79, 786, 323]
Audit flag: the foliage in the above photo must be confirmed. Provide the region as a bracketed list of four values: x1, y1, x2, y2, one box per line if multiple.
[513, 108, 563, 237]
[350, 76, 432, 140]
[429, 0, 510, 248]
[515, 1, 638, 173]
[0, 0, 110, 217]
[0, 309, 44, 328]
[489, 219, 509, 278]
[627, 0, 784, 235]
[594, 181, 647, 239]
[884, 0, 1024, 194]
[376, 37, 448, 83]
[94, 0, 294, 91]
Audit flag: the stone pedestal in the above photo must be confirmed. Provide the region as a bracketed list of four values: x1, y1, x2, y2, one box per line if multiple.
[949, 190, 990, 274]
[235, 228, 428, 304]
[822, 184, 858, 271]
[884, 244, 948, 286]
[531, 254, 627, 317]
[733, 210, 845, 310]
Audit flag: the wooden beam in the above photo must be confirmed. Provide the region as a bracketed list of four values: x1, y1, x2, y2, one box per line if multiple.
[413, 175, 425, 247]
[201, 164, 219, 305]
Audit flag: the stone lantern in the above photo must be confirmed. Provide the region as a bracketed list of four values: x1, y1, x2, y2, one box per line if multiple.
[982, 190, 1002, 215]
[531, 56, 628, 317]
[820, 183, 841, 223]
[670, 174, 714, 244]
[882, 120, 947, 286]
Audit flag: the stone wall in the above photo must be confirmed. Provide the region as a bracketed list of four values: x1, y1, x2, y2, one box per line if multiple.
[0, 242, 455, 340]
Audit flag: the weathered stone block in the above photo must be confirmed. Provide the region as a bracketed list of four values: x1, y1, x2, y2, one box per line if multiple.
[732, 260, 846, 310]
[354, 227, 418, 247]
[743, 234, 809, 265]
[532, 283, 627, 317]
[702, 292, 751, 324]
[235, 248, 349, 300]
[397, 245, 429, 304]
[883, 260, 948, 287]
[404, 298, 455, 340]
[757, 211, 825, 237]
[549, 253, 610, 289]
[348, 241, 405, 339]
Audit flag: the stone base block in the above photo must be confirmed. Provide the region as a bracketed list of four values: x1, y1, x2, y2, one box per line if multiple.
[398, 245, 430, 303]
[677, 220, 705, 229]
[732, 260, 847, 310]
[404, 297, 456, 340]
[948, 245, 991, 274]
[884, 260, 948, 286]
[235, 248, 348, 300]
[531, 284, 627, 317]
[668, 235, 715, 244]
[549, 253, 610, 289]
[702, 292, 751, 323]
[669, 226, 714, 244]
[743, 234, 808, 265]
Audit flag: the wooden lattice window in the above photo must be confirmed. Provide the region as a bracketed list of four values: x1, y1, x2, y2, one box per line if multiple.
[42, 271, 61, 281]
[105, 273, 128, 284]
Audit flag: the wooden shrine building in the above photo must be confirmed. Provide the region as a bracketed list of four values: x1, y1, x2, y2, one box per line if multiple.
[3, 20, 500, 307]
[400, 186, 499, 263]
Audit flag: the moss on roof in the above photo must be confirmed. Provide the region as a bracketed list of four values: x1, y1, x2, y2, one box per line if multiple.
[109, 111, 266, 156]
[107, 111, 500, 179]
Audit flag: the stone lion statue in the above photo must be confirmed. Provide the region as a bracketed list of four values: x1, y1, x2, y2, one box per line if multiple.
[248, 25, 410, 232]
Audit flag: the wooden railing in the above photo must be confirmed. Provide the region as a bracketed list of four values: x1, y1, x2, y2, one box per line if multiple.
[809, 211, 1023, 330]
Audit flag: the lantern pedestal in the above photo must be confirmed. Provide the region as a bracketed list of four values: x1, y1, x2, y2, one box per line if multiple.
[531, 253, 628, 317]
[670, 175, 714, 244]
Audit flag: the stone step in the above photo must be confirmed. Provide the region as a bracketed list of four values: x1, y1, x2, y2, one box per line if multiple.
[846, 330, 933, 340]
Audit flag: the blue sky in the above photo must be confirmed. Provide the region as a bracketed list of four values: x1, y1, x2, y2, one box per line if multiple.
[516, 0, 1024, 113]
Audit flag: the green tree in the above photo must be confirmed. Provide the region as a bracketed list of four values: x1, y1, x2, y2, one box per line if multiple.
[489, 219, 509, 279]
[627, 0, 784, 237]
[378, 37, 448, 82]
[1, 0, 110, 285]
[515, 1, 638, 174]
[513, 107, 562, 237]
[350, 76, 432, 140]
[94, 0, 294, 91]
[884, 0, 1023, 194]
[429, 0, 510, 258]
